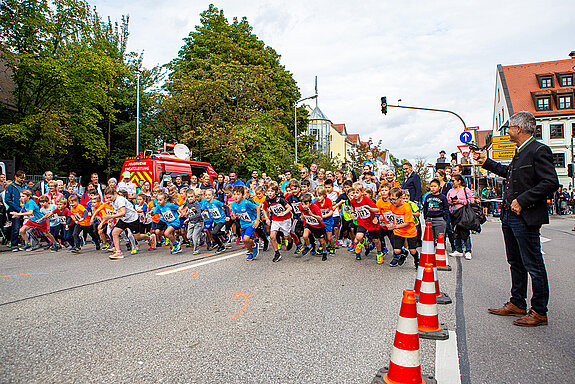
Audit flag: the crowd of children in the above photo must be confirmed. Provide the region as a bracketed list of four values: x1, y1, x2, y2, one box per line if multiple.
[7, 169, 434, 267]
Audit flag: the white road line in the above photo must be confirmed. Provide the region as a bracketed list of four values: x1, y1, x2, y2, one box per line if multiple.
[435, 330, 461, 384]
[541, 236, 551, 243]
[156, 251, 247, 276]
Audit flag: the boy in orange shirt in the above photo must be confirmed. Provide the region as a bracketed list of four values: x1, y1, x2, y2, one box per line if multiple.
[375, 183, 394, 263]
[90, 196, 114, 249]
[388, 187, 419, 268]
[69, 194, 100, 253]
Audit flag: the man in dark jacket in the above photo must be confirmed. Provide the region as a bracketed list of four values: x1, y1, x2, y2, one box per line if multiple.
[4, 170, 26, 251]
[474, 111, 559, 327]
[401, 162, 422, 204]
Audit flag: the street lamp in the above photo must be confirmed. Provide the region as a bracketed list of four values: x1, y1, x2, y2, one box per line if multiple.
[294, 94, 318, 164]
[136, 70, 143, 156]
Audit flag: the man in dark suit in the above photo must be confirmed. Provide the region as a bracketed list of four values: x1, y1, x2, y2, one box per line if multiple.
[473, 111, 559, 327]
[401, 162, 422, 204]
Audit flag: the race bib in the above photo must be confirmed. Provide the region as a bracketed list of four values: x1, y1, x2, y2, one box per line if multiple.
[394, 214, 405, 225]
[343, 204, 351, 213]
[58, 215, 67, 224]
[320, 208, 330, 215]
[208, 208, 222, 219]
[384, 213, 395, 225]
[270, 204, 286, 216]
[356, 207, 371, 219]
[201, 211, 211, 220]
[162, 210, 176, 222]
[74, 213, 81, 221]
[238, 212, 251, 221]
[304, 215, 319, 226]
[291, 204, 300, 214]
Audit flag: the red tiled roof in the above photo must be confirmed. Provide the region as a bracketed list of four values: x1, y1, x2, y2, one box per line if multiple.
[346, 134, 359, 143]
[331, 123, 346, 134]
[501, 58, 575, 117]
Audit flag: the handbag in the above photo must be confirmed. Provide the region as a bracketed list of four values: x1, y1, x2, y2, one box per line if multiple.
[452, 188, 486, 232]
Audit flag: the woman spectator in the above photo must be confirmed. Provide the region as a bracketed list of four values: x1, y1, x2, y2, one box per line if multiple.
[317, 169, 326, 188]
[435, 169, 455, 250]
[447, 175, 475, 260]
[384, 170, 401, 188]
[215, 174, 226, 202]
[140, 181, 152, 197]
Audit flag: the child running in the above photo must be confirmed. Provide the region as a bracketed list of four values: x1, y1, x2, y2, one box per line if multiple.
[11, 190, 60, 252]
[263, 182, 293, 262]
[299, 193, 328, 261]
[388, 187, 419, 268]
[230, 185, 261, 261]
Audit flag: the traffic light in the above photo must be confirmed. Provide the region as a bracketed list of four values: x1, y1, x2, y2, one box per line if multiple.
[381, 96, 387, 115]
[568, 163, 574, 178]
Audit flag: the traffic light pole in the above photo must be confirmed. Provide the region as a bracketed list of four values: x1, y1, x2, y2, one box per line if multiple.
[387, 104, 467, 130]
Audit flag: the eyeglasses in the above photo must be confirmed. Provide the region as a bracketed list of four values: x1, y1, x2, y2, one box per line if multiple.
[390, 198, 399, 202]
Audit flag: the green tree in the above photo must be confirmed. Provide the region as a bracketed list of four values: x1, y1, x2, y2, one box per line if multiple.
[347, 138, 387, 175]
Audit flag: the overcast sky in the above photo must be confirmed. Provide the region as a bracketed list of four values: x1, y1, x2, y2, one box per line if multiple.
[93, 0, 574, 163]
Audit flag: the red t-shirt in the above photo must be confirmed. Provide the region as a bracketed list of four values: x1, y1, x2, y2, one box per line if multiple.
[299, 202, 324, 228]
[51, 207, 74, 225]
[350, 195, 379, 231]
[317, 198, 333, 218]
[264, 196, 292, 221]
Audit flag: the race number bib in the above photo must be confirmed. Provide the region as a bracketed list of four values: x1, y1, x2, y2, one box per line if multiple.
[270, 204, 285, 216]
[291, 204, 300, 215]
[162, 210, 176, 222]
[342, 204, 351, 214]
[394, 214, 405, 225]
[238, 212, 251, 222]
[58, 215, 67, 224]
[304, 215, 320, 226]
[356, 207, 371, 219]
[208, 208, 222, 219]
[74, 213, 81, 221]
[384, 213, 395, 225]
[201, 211, 211, 220]
[320, 208, 330, 215]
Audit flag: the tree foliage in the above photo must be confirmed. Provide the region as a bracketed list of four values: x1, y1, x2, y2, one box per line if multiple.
[346, 138, 388, 175]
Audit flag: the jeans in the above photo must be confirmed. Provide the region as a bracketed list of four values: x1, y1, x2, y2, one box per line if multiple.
[427, 217, 446, 244]
[501, 210, 549, 315]
[10, 215, 22, 247]
[455, 236, 472, 253]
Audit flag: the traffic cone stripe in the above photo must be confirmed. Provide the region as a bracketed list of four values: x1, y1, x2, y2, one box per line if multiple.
[416, 267, 424, 280]
[416, 302, 438, 316]
[422, 239, 434, 255]
[396, 316, 419, 335]
[387, 362, 425, 383]
[390, 347, 421, 367]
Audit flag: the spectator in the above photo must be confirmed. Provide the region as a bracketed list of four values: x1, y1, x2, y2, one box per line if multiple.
[309, 163, 319, 181]
[0, 173, 7, 193]
[384, 170, 401, 188]
[32, 170, 53, 196]
[226, 171, 245, 188]
[4, 170, 26, 251]
[280, 170, 294, 193]
[66, 172, 84, 196]
[436, 150, 448, 164]
[401, 162, 422, 204]
[447, 174, 475, 260]
[199, 174, 213, 190]
[362, 152, 377, 173]
[90, 173, 105, 199]
[174, 176, 189, 192]
[248, 170, 259, 185]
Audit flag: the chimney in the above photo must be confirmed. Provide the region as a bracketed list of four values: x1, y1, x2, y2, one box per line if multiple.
[570, 51, 575, 59]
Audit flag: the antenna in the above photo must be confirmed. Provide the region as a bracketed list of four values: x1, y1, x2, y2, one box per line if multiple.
[173, 144, 191, 160]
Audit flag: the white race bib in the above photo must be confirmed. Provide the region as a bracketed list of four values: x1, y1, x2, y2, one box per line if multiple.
[238, 212, 251, 221]
[162, 210, 176, 222]
[270, 204, 285, 216]
[394, 214, 405, 225]
[208, 208, 222, 219]
[304, 215, 319, 226]
[356, 206, 371, 219]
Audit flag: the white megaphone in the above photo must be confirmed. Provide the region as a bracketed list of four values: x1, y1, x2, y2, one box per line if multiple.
[173, 143, 191, 160]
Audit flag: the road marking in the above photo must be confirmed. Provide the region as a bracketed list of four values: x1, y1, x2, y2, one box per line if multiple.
[157, 269, 199, 277]
[230, 291, 252, 320]
[155, 251, 246, 276]
[435, 330, 461, 384]
[541, 236, 551, 243]
[0, 273, 49, 279]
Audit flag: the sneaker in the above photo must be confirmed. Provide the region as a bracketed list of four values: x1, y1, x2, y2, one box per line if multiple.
[164, 238, 170, 246]
[215, 245, 225, 253]
[347, 244, 356, 252]
[310, 247, 317, 256]
[70, 247, 81, 254]
[322, 252, 328, 261]
[335, 240, 340, 248]
[376, 252, 384, 264]
[464, 252, 472, 260]
[449, 251, 464, 257]
[11, 246, 20, 252]
[131, 248, 138, 255]
[95, 243, 101, 251]
[301, 246, 311, 256]
[19, 244, 31, 251]
[49, 244, 60, 252]
[355, 240, 365, 254]
[294, 244, 303, 254]
[252, 244, 260, 259]
[171, 242, 182, 254]
[193, 250, 200, 255]
[101, 242, 110, 250]
[206, 241, 213, 251]
[389, 256, 399, 267]
[109, 251, 124, 259]
[413, 256, 419, 269]
[79, 237, 85, 248]
[356, 253, 362, 260]
[328, 247, 335, 255]
[398, 252, 407, 266]
[277, 243, 282, 251]
[365, 243, 375, 256]
[246, 252, 254, 261]
[148, 234, 156, 249]
[286, 239, 293, 251]
[272, 251, 282, 262]
[382, 246, 389, 255]
[262, 242, 269, 252]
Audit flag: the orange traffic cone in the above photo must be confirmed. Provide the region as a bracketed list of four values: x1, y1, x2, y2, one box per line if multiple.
[435, 233, 452, 271]
[415, 223, 452, 305]
[417, 263, 449, 340]
[371, 289, 437, 384]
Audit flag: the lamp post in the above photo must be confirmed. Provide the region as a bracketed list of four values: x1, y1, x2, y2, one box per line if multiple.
[136, 70, 143, 156]
[294, 94, 318, 164]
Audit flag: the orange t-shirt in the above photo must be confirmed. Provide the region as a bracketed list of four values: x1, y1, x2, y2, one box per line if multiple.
[149, 201, 159, 223]
[70, 204, 91, 227]
[253, 195, 266, 205]
[390, 202, 417, 238]
[93, 203, 114, 222]
[376, 198, 394, 230]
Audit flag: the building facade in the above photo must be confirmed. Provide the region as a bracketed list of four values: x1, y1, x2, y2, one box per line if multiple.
[492, 54, 575, 188]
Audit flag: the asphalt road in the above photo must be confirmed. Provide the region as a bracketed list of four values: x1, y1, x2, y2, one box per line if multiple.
[0, 217, 572, 383]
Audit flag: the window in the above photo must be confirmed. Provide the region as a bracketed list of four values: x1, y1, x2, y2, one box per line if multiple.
[541, 77, 552, 88]
[573, 123, 575, 137]
[534, 125, 542, 139]
[561, 76, 573, 87]
[537, 97, 551, 111]
[552, 153, 565, 168]
[558, 95, 572, 109]
[497, 88, 500, 102]
[550, 124, 564, 139]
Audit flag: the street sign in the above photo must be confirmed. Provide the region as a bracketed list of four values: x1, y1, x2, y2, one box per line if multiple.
[492, 135, 511, 143]
[457, 145, 470, 156]
[460, 131, 473, 144]
[492, 150, 516, 159]
[466, 126, 479, 131]
[492, 142, 517, 150]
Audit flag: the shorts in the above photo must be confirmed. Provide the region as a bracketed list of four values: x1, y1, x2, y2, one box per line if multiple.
[393, 234, 419, 250]
[24, 219, 49, 233]
[241, 226, 255, 239]
[270, 219, 291, 236]
[155, 221, 167, 232]
[323, 218, 334, 233]
[115, 219, 141, 234]
[305, 224, 326, 239]
[180, 217, 187, 229]
[291, 220, 304, 237]
[332, 216, 341, 228]
[356, 225, 380, 235]
[204, 221, 214, 231]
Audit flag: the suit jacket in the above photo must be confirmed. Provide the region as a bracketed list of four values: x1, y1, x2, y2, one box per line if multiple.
[401, 172, 422, 203]
[482, 138, 559, 226]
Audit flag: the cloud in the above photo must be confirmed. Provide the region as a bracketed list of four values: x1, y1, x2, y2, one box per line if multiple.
[92, 0, 575, 164]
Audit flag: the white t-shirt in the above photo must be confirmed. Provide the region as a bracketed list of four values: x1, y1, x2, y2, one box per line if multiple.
[117, 181, 136, 195]
[111, 195, 139, 223]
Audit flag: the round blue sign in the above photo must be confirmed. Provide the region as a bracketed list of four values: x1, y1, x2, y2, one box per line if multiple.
[460, 131, 472, 144]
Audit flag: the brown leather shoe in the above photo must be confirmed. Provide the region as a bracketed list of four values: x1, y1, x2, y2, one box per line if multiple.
[513, 310, 548, 327]
[487, 302, 527, 317]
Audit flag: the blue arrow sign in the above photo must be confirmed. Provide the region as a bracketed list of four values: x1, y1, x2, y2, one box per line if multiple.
[460, 131, 472, 144]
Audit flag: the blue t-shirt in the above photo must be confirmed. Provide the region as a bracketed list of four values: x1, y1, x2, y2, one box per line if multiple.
[40, 204, 59, 227]
[202, 199, 226, 224]
[231, 198, 258, 228]
[25, 199, 45, 223]
[153, 203, 180, 227]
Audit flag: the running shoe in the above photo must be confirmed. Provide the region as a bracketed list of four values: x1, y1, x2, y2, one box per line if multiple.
[215, 245, 225, 253]
[95, 243, 101, 251]
[71, 247, 81, 254]
[322, 252, 328, 262]
[365, 243, 375, 256]
[171, 241, 182, 254]
[49, 244, 61, 252]
[294, 244, 303, 254]
[246, 251, 254, 261]
[347, 244, 356, 252]
[19, 244, 32, 251]
[355, 253, 362, 260]
[165, 238, 170, 246]
[252, 244, 260, 259]
[277, 243, 282, 251]
[148, 234, 156, 250]
[310, 247, 317, 256]
[286, 239, 293, 251]
[131, 248, 138, 255]
[382, 246, 389, 256]
[109, 251, 124, 259]
[301, 246, 311, 256]
[398, 252, 408, 266]
[193, 250, 200, 255]
[328, 247, 335, 255]
[376, 252, 384, 264]
[355, 240, 365, 254]
[389, 256, 399, 267]
[262, 242, 269, 252]
[272, 251, 282, 263]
